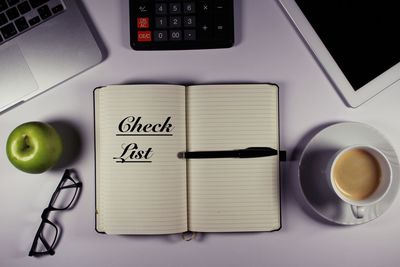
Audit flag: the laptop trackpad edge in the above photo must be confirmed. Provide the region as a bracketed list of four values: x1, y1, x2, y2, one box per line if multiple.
[0, 45, 39, 110]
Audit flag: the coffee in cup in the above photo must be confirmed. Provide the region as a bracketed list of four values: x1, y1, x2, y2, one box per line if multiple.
[328, 145, 392, 218]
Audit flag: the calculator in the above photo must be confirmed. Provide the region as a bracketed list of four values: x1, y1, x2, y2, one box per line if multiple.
[129, 0, 234, 50]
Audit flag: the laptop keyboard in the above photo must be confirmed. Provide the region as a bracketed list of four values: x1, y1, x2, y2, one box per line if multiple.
[0, 0, 65, 44]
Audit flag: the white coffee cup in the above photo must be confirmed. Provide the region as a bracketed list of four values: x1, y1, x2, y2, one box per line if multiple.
[327, 145, 392, 219]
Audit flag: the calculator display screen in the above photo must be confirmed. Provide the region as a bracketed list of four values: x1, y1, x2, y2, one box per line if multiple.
[295, 0, 400, 90]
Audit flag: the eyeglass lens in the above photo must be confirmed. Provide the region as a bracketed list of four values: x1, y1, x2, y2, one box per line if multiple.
[50, 177, 80, 210]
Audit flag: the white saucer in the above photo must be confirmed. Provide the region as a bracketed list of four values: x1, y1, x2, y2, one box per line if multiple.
[299, 122, 399, 225]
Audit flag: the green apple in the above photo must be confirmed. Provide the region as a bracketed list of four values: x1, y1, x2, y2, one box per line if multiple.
[6, 122, 63, 174]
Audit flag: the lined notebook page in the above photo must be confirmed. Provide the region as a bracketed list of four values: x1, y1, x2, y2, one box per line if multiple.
[186, 84, 280, 232]
[95, 85, 187, 234]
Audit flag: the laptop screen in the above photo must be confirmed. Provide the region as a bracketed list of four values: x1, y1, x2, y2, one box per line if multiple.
[295, 0, 400, 90]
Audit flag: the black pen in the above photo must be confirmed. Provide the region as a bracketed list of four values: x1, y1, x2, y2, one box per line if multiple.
[182, 147, 278, 159]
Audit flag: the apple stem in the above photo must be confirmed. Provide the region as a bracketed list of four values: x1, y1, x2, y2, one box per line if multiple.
[23, 135, 30, 149]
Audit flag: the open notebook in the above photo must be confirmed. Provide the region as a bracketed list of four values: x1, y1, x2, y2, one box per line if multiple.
[94, 84, 281, 234]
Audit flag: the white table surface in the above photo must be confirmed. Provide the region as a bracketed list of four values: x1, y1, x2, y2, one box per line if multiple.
[1, 0, 400, 266]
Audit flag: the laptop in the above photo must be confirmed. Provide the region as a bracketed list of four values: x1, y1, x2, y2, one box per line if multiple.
[0, 0, 102, 113]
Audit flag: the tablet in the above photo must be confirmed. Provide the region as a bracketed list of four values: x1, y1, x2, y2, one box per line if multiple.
[279, 0, 400, 107]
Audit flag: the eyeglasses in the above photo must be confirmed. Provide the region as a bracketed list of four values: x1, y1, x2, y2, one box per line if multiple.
[29, 169, 82, 257]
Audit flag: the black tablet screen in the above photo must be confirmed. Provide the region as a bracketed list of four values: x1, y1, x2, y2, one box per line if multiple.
[295, 1, 400, 90]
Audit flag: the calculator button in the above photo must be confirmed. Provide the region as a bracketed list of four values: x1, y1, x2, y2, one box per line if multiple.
[169, 30, 182, 41]
[155, 3, 167, 15]
[154, 30, 167, 41]
[215, 0, 226, 12]
[183, 2, 195, 14]
[155, 16, 167, 28]
[183, 16, 195, 27]
[184, 29, 196, 41]
[198, 19, 213, 41]
[169, 3, 181, 14]
[198, 15, 213, 32]
[137, 30, 152, 42]
[215, 25, 226, 39]
[215, 16, 230, 39]
[198, 1, 211, 14]
[136, 3, 150, 15]
[137, 17, 149, 29]
[169, 16, 181, 28]
[200, 23, 209, 31]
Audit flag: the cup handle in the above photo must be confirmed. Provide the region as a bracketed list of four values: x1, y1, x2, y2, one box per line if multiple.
[351, 205, 366, 219]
